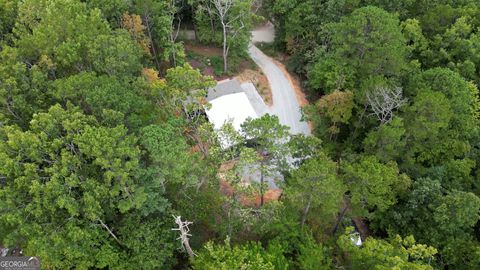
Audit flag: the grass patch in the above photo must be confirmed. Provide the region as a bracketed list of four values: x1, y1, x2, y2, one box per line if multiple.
[185, 48, 225, 77]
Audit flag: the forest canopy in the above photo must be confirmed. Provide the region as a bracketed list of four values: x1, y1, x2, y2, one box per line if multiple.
[1, 0, 480, 269]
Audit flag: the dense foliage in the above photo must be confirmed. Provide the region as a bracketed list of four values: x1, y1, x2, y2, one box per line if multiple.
[1, 0, 480, 269]
[265, 0, 480, 269]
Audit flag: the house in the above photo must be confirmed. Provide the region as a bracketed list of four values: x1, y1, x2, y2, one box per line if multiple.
[205, 78, 268, 148]
[205, 79, 281, 198]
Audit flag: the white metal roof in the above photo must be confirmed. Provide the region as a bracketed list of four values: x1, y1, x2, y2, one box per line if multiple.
[206, 92, 258, 131]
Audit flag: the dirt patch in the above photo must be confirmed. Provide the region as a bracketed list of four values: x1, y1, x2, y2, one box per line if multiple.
[185, 43, 256, 81]
[185, 43, 227, 80]
[218, 160, 281, 208]
[236, 69, 273, 106]
[188, 59, 203, 70]
[219, 179, 281, 208]
[184, 43, 223, 57]
[186, 59, 229, 81]
[240, 188, 282, 208]
[202, 66, 216, 78]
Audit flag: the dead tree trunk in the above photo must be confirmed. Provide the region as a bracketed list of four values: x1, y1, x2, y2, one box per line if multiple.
[172, 216, 195, 259]
[98, 219, 123, 246]
[366, 86, 407, 124]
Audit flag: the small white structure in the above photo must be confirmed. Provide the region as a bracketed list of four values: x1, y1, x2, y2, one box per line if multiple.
[350, 232, 363, 246]
[206, 92, 258, 131]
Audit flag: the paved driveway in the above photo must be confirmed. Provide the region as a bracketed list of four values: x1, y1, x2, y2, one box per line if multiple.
[248, 44, 310, 135]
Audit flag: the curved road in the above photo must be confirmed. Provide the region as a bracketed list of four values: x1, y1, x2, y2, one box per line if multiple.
[180, 25, 310, 135]
[248, 44, 310, 135]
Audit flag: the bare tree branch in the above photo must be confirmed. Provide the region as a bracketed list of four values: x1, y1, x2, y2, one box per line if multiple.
[366, 86, 407, 124]
[98, 219, 122, 245]
[172, 215, 196, 258]
[210, 0, 248, 72]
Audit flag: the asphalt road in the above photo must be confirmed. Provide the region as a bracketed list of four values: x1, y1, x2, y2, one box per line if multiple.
[248, 44, 310, 135]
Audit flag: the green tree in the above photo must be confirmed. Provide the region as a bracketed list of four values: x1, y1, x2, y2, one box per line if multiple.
[402, 68, 479, 173]
[52, 72, 156, 130]
[192, 239, 289, 270]
[134, 0, 183, 68]
[308, 6, 408, 93]
[284, 152, 345, 227]
[297, 233, 333, 270]
[0, 0, 18, 41]
[338, 227, 437, 270]
[14, 0, 141, 78]
[163, 63, 215, 120]
[363, 117, 406, 163]
[403, 90, 452, 171]
[85, 0, 131, 27]
[140, 119, 204, 200]
[310, 90, 354, 138]
[378, 178, 480, 269]
[0, 46, 49, 127]
[241, 114, 290, 206]
[0, 105, 175, 269]
[192, 0, 255, 73]
[342, 156, 411, 218]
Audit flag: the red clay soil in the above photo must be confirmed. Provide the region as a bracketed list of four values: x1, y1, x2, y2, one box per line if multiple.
[218, 160, 282, 207]
[241, 188, 282, 208]
[219, 180, 282, 208]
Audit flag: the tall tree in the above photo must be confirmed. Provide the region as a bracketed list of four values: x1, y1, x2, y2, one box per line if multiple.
[0, 105, 175, 269]
[338, 227, 438, 270]
[240, 114, 290, 206]
[305, 89, 354, 141]
[192, 239, 289, 269]
[378, 178, 480, 269]
[0, 46, 49, 127]
[284, 152, 345, 227]
[308, 6, 408, 93]
[209, 0, 254, 72]
[342, 156, 411, 219]
[14, 0, 142, 78]
[121, 12, 152, 55]
[134, 0, 182, 69]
